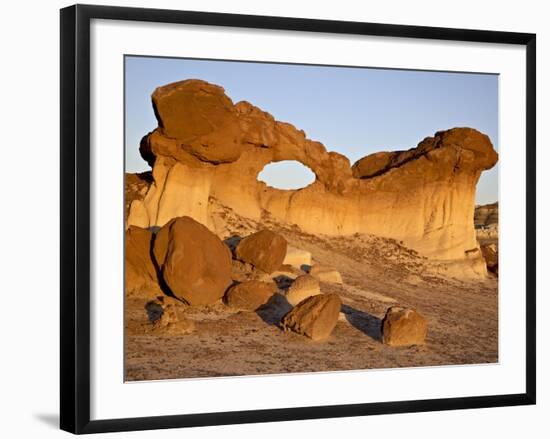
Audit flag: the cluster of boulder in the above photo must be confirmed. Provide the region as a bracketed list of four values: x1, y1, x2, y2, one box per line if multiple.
[126, 215, 427, 346]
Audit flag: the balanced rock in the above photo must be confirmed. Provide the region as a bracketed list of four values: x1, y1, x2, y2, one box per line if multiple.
[281, 293, 341, 341]
[125, 226, 160, 297]
[309, 264, 343, 284]
[235, 230, 288, 274]
[153, 216, 232, 306]
[147, 80, 243, 165]
[382, 306, 427, 347]
[283, 246, 312, 269]
[225, 280, 276, 311]
[285, 274, 321, 306]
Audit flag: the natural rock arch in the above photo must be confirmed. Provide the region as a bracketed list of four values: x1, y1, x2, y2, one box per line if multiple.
[128, 79, 498, 277]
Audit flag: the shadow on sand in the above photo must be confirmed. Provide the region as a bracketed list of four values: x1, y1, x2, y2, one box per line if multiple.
[255, 292, 383, 343]
[148, 229, 179, 300]
[256, 293, 292, 327]
[340, 304, 383, 341]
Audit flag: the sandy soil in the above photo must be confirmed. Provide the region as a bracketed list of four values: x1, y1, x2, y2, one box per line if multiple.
[125, 200, 498, 381]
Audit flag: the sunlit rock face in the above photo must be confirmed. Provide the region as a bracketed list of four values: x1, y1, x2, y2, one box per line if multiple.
[128, 79, 498, 277]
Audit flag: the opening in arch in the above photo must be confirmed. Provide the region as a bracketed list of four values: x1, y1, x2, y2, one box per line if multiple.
[258, 160, 316, 190]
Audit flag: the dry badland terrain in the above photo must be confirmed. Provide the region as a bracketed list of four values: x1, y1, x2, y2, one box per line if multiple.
[124, 80, 499, 381]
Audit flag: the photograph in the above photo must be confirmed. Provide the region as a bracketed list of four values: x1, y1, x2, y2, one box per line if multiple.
[123, 56, 500, 381]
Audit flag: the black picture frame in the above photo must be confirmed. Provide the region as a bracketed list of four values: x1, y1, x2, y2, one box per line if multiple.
[60, 4, 536, 434]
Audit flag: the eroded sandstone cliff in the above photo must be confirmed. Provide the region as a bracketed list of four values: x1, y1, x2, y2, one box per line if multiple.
[127, 79, 498, 277]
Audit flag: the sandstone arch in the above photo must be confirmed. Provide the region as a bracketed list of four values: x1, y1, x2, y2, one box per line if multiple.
[127, 79, 498, 277]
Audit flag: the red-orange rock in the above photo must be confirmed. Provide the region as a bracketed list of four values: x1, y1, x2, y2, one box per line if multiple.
[382, 306, 427, 347]
[235, 230, 288, 274]
[224, 280, 276, 311]
[125, 226, 159, 297]
[281, 293, 341, 341]
[153, 216, 232, 306]
[149, 80, 244, 164]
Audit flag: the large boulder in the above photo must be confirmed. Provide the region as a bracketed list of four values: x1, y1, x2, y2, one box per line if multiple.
[382, 306, 427, 347]
[235, 230, 288, 274]
[147, 80, 244, 164]
[281, 293, 341, 341]
[125, 226, 159, 297]
[285, 274, 321, 306]
[153, 216, 232, 305]
[224, 280, 277, 311]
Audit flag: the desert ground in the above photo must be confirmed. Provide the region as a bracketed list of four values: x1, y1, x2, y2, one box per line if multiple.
[125, 198, 498, 381]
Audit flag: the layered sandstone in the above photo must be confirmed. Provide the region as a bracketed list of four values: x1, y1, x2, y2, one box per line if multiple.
[128, 79, 498, 277]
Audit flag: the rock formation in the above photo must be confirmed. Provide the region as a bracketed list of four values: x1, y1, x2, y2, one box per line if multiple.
[153, 216, 232, 305]
[285, 274, 321, 306]
[281, 293, 342, 341]
[234, 230, 287, 274]
[474, 202, 499, 228]
[475, 202, 499, 241]
[381, 306, 427, 347]
[125, 226, 160, 297]
[127, 79, 498, 278]
[224, 280, 277, 311]
[145, 298, 196, 335]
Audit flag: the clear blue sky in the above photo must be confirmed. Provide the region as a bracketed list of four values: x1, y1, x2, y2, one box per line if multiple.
[125, 56, 498, 205]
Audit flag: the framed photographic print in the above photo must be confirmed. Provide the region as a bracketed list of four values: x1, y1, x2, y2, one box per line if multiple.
[60, 4, 536, 434]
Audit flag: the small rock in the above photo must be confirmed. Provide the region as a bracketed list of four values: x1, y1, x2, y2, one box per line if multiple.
[145, 299, 195, 335]
[309, 264, 343, 284]
[281, 293, 341, 341]
[230, 259, 256, 282]
[285, 274, 321, 306]
[235, 229, 288, 274]
[382, 306, 427, 347]
[225, 280, 277, 311]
